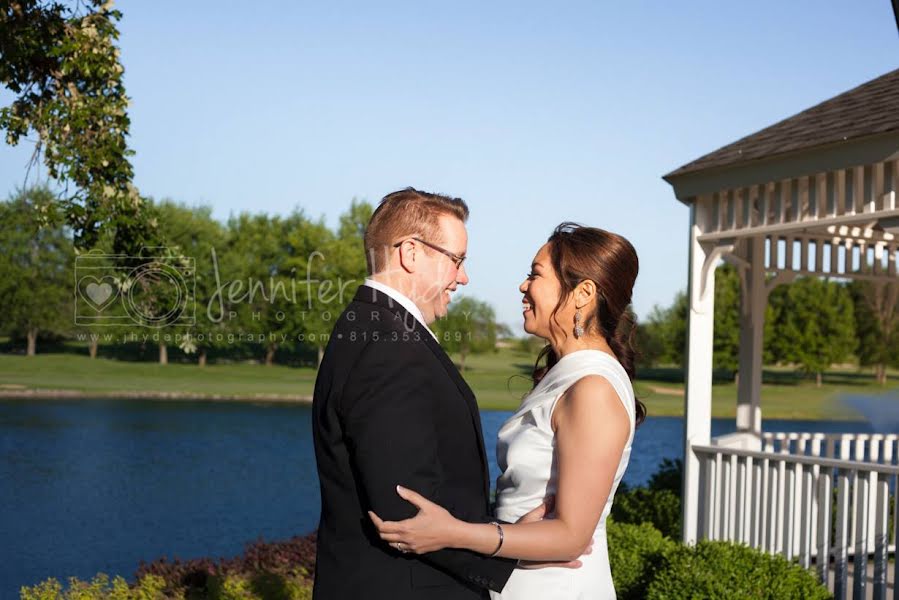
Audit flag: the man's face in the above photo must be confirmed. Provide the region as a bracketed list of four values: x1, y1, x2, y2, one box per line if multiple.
[414, 214, 469, 323]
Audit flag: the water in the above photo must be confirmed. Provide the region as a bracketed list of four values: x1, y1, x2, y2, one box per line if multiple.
[0, 399, 873, 598]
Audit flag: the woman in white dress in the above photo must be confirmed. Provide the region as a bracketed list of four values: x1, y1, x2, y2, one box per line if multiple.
[370, 222, 646, 599]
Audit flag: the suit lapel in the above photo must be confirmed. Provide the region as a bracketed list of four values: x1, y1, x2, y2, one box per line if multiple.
[421, 333, 492, 500]
[352, 285, 492, 501]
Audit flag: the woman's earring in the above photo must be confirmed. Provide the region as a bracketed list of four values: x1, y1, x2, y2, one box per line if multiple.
[574, 309, 584, 339]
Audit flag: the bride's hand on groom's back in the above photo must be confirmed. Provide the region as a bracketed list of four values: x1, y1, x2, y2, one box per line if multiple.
[368, 485, 460, 554]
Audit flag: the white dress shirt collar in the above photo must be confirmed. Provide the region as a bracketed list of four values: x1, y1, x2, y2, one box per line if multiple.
[363, 278, 438, 341]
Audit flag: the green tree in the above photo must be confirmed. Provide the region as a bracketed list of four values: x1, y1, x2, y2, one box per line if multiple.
[284, 215, 337, 367]
[432, 296, 497, 372]
[0, 186, 73, 355]
[153, 200, 226, 366]
[294, 200, 373, 366]
[768, 277, 857, 386]
[848, 278, 899, 385]
[224, 211, 333, 367]
[1, 0, 156, 254]
[712, 263, 740, 375]
[642, 292, 687, 367]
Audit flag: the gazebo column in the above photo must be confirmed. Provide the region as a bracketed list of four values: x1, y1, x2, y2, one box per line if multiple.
[682, 202, 719, 545]
[735, 237, 766, 437]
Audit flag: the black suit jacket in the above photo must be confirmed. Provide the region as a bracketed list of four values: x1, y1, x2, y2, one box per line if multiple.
[311, 285, 516, 599]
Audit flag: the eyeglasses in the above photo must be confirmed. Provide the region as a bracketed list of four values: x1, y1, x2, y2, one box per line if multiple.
[393, 237, 467, 269]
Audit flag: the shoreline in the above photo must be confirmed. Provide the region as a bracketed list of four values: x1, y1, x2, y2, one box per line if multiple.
[0, 387, 313, 403]
[0, 386, 869, 421]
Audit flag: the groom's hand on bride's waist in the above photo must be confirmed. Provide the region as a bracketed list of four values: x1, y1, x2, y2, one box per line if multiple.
[513, 494, 593, 570]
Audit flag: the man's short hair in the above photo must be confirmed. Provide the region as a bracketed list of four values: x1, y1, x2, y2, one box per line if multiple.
[364, 187, 469, 274]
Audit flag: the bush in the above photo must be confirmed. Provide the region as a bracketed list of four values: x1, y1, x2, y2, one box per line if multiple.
[20, 572, 314, 600]
[647, 458, 682, 493]
[20, 573, 167, 600]
[612, 458, 683, 538]
[20, 533, 317, 600]
[611, 487, 681, 539]
[206, 573, 312, 600]
[134, 532, 316, 596]
[607, 520, 675, 600]
[646, 540, 831, 600]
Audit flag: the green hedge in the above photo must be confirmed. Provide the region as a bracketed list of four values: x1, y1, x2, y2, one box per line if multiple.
[607, 519, 831, 599]
[611, 458, 683, 538]
[610, 486, 681, 538]
[646, 540, 831, 599]
[19, 573, 313, 600]
[20, 574, 167, 600]
[607, 519, 675, 600]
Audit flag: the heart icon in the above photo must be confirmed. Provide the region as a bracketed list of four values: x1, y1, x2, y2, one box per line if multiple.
[79, 276, 118, 311]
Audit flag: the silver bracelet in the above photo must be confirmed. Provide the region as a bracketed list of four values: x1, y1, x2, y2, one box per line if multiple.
[488, 521, 504, 557]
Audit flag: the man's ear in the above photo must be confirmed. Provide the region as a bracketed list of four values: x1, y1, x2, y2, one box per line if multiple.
[395, 239, 417, 274]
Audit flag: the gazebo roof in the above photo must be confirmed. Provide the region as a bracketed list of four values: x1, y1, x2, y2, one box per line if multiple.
[665, 68, 899, 180]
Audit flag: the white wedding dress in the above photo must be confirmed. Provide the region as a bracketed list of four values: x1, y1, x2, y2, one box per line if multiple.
[490, 350, 636, 600]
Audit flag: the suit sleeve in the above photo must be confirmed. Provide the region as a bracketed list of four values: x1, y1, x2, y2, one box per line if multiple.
[341, 338, 516, 593]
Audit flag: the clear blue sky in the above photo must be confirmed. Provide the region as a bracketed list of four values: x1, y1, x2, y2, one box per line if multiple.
[1, 1, 897, 332]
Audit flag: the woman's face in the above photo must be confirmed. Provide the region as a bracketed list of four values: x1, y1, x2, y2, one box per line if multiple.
[519, 242, 571, 339]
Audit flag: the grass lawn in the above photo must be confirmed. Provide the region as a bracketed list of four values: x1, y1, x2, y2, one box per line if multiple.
[1, 345, 896, 419]
[0, 353, 318, 399]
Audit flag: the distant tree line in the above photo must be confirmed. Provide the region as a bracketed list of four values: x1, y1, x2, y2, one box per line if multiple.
[637, 263, 899, 386]
[0, 186, 502, 369]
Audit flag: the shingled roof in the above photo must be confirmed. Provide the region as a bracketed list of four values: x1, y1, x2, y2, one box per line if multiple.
[665, 68, 899, 179]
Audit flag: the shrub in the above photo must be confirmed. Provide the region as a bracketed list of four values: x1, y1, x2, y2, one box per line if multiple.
[646, 540, 831, 600]
[20, 574, 168, 600]
[207, 573, 312, 600]
[611, 487, 681, 539]
[647, 458, 682, 493]
[612, 458, 683, 538]
[134, 532, 316, 596]
[20, 572, 314, 600]
[607, 519, 675, 600]
[20, 532, 317, 600]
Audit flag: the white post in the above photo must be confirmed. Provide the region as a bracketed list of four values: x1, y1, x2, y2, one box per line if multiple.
[682, 201, 717, 544]
[736, 236, 766, 436]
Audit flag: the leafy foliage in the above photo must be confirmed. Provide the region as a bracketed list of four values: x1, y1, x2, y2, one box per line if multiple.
[19, 573, 167, 600]
[432, 296, 498, 371]
[612, 458, 683, 538]
[0, 186, 73, 354]
[646, 540, 830, 599]
[766, 277, 856, 384]
[607, 519, 675, 600]
[848, 278, 899, 385]
[1, 0, 156, 253]
[134, 532, 316, 598]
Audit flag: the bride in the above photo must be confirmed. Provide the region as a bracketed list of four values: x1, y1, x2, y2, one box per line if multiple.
[369, 222, 646, 599]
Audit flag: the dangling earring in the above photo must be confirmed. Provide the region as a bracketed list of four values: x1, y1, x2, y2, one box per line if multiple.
[574, 309, 584, 339]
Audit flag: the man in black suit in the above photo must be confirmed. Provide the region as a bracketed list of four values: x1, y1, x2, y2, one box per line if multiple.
[312, 188, 543, 599]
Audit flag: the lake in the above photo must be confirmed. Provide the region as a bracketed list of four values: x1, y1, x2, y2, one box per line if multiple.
[0, 398, 873, 598]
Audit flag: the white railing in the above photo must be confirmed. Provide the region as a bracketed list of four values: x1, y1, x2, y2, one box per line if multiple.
[763, 432, 899, 558]
[694, 444, 898, 599]
[761, 432, 899, 465]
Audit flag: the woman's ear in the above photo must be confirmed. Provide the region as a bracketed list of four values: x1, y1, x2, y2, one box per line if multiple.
[575, 279, 596, 309]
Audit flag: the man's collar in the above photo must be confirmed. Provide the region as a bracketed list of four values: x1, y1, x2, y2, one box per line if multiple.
[362, 278, 438, 341]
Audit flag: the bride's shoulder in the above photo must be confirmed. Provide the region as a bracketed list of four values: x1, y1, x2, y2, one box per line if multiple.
[551, 374, 629, 430]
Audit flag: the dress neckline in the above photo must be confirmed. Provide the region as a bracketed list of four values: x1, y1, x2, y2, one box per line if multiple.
[509, 349, 625, 421]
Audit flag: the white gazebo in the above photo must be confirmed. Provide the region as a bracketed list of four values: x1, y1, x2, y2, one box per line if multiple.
[664, 68, 899, 599]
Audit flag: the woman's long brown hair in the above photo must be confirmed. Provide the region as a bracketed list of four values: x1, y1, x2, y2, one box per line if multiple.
[531, 222, 646, 427]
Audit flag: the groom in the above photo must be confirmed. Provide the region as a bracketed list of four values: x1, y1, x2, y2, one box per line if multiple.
[312, 188, 526, 599]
